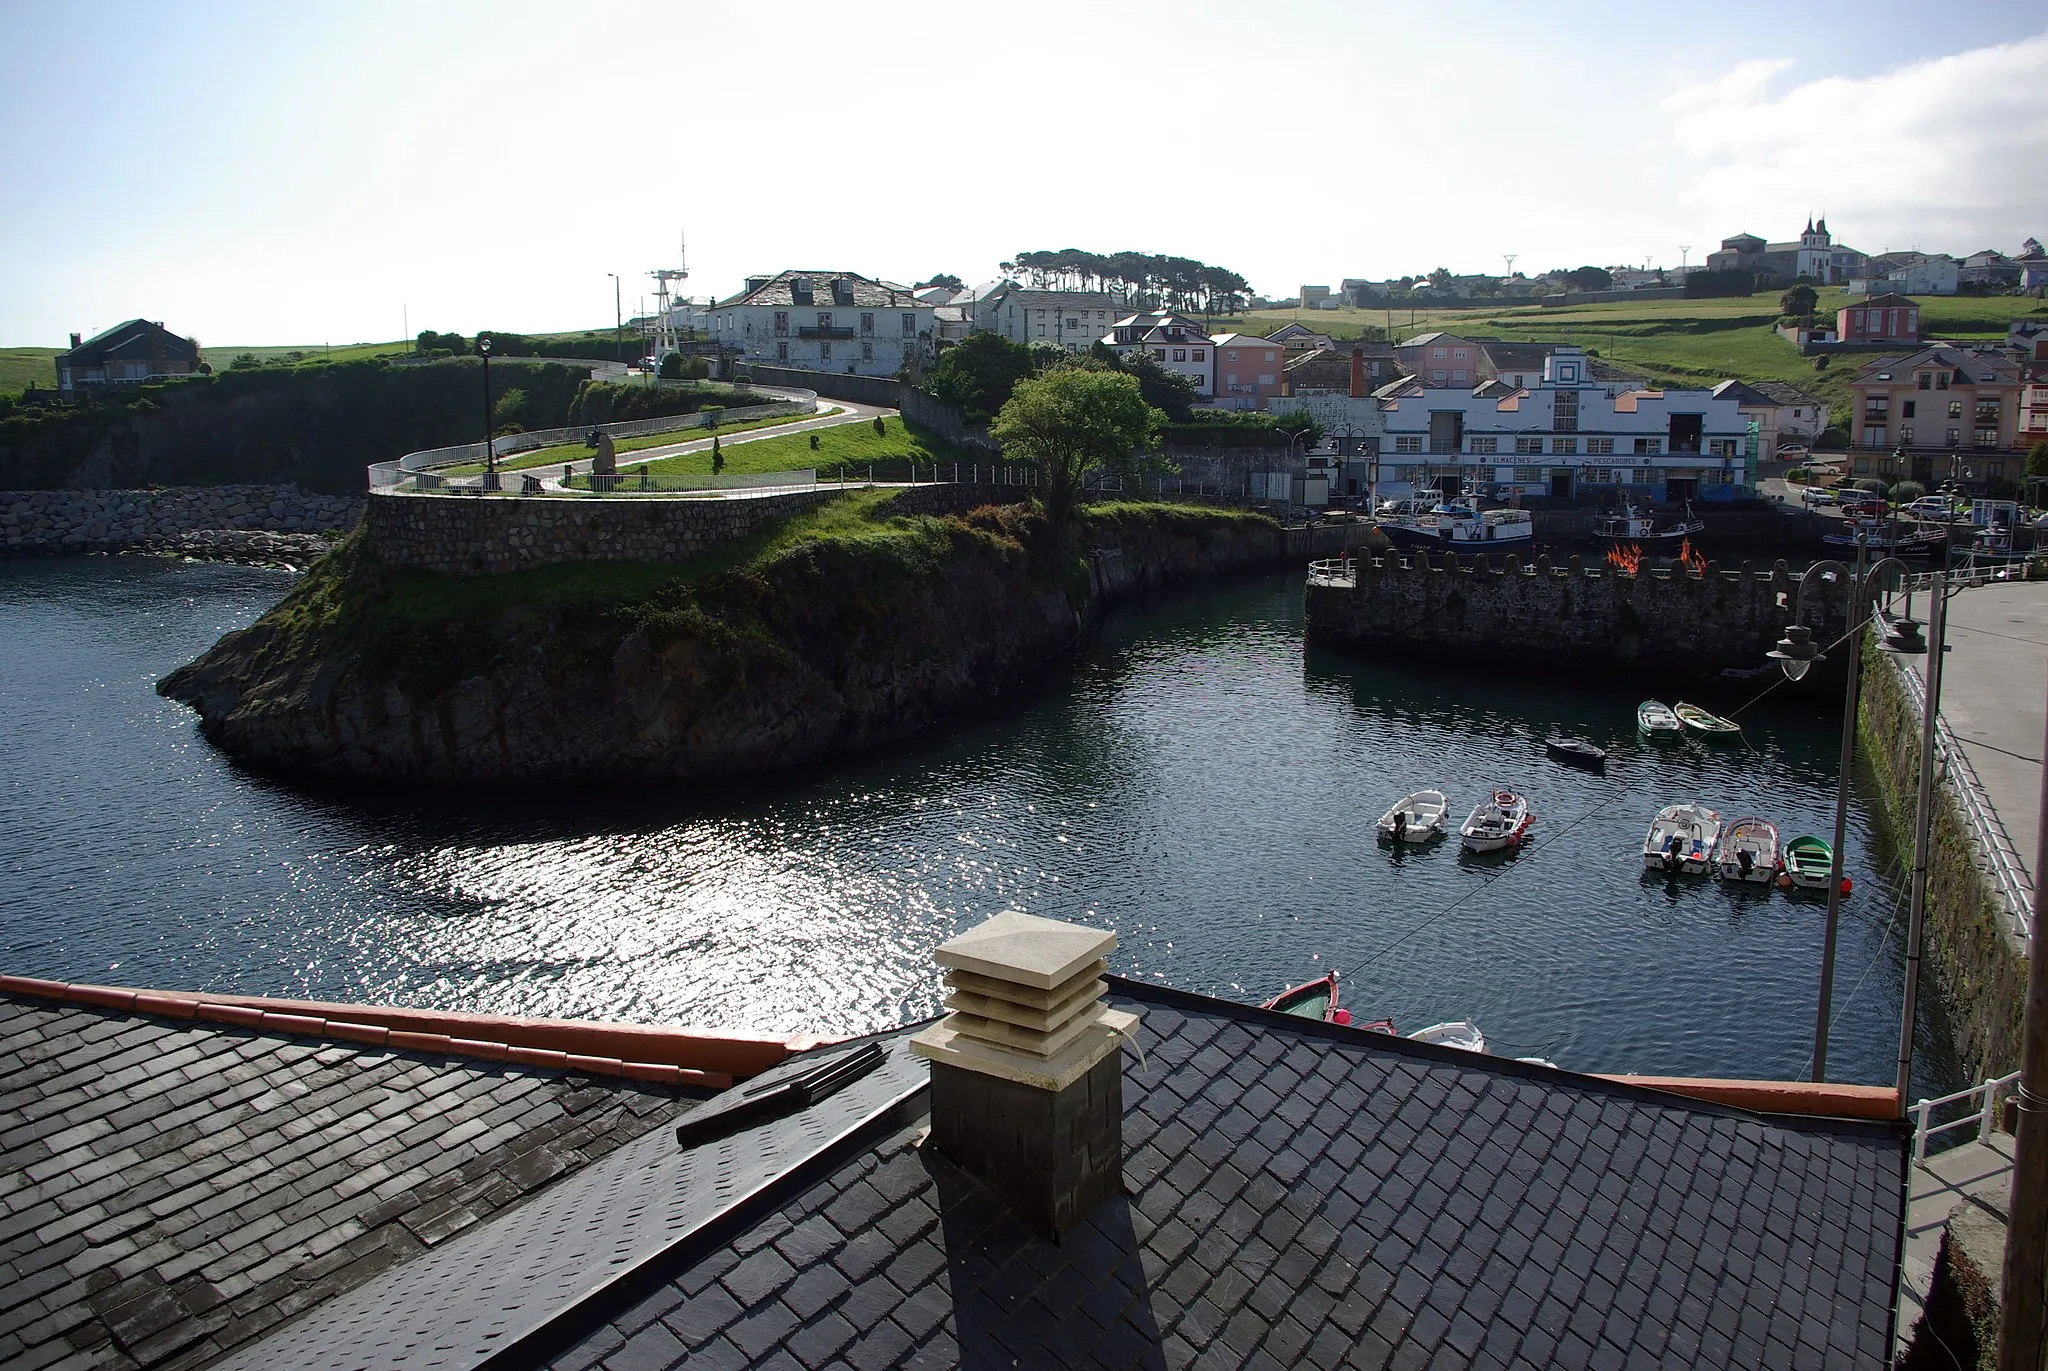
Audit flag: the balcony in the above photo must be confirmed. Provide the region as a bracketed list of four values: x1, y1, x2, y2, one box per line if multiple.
[797, 326, 857, 340]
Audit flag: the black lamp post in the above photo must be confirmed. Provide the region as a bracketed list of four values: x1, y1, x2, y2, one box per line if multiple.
[478, 334, 497, 491]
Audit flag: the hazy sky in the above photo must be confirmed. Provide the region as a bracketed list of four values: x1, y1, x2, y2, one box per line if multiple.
[5, 0, 2047, 347]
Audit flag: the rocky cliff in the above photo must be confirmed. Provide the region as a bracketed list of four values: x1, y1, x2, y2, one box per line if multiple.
[158, 495, 1283, 784]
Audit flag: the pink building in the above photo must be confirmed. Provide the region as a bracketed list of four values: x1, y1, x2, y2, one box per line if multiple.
[1837, 293, 1921, 345]
[1209, 333, 1286, 411]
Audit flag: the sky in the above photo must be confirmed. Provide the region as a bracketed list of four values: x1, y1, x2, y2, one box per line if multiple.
[4, 0, 2047, 348]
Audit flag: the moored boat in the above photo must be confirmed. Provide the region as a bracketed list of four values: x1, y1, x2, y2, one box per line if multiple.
[1823, 518, 1949, 557]
[1459, 789, 1531, 853]
[1544, 737, 1606, 771]
[1637, 700, 1684, 741]
[1713, 817, 1781, 884]
[1642, 802, 1722, 874]
[1378, 499, 1535, 555]
[1262, 972, 1341, 1022]
[1376, 789, 1450, 844]
[1782, 835, 1834, 890]
[1594, 501, 1706, 545]
[1674, 701, 1742, 740]
[1408, 1021, 1487, 1053]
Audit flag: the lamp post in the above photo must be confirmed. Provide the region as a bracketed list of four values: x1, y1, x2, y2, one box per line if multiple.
[1889, 572, 1946, 1113]
[477, 334, 496, 491]
[607, 272, 622, 364]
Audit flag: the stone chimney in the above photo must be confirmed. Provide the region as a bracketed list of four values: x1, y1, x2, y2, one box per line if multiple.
[1349, 347, 1366, 398]
[69, 333, 82, 349]
[911, 912, 1135, 1239]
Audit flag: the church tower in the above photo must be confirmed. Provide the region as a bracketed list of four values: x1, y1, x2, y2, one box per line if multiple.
[1797, 215, 1831, 280]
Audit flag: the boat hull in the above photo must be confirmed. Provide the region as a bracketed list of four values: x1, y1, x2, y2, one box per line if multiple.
[1379, 524, 1534, 554]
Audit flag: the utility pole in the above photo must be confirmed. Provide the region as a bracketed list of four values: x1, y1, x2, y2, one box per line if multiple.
[1679, 246, 1691, 276]
[1894, 571, 1949, 1110]
[607, 272, 622, 363]
[1997, 674, 2048, 1365]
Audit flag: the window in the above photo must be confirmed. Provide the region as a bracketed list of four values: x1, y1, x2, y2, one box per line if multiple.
[1227, 350, 1239, 361]
[1431, 370, 1447, 384]
[1432, 347, 1447, 359]
[1193, 349, 1205, 361]
[1949, 400, 1963, 418]
[1173, 349, 1186, 362]
[777, 341, 789, 361]
[1554, 390, 1579, 432]
[1257, 373, 1274, 384]
[1452, 348, 1468, 360]
[1038, 325, 1046, 336]
[820, 341, 832, 361]
[1917, 372, 1932, 390]
[1514, 467, 1540, 482]
[1153, 349, 1166, 360]
[1515, 437, 1542, 454]
[902, 313, 917, 336]
[860, 313, 874, 334]
[1065, 318, 1079, 330]
[1937, 372, 1951, 390]
[1709, 439, 1738, 457]
[817, 312, 833, 331]
[1588, 438, 1614, 455]
[861, 340, 874, 361]
[1863, 425, 1886, 445]
[1901, 427, 1914, 444]
[1265, 352, 1277, 362]
[1470, 437, 1498, 454]
[1864, 398, 1889, 418]
[1975, 427, 1999, 448]
[1902, 400, 1916, 418]
[1451, 370, 1468, 384]
[1633, 438, 1662, 455]
[774, 311, 789, 336]
[1947, 428, 1960, 446]
[1553, 438, 1578, 455]
[1395, 436, 1423, 453]
[1586, 468, 1611, 483]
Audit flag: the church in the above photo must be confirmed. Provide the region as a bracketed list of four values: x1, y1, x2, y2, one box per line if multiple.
[1704, 217, 1868, 285]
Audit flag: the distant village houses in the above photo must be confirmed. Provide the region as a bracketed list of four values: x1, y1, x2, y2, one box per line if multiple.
[1705, 218, 1867, 286]
[1100, 310, 1215, 401]
[973, 285, 1120, 352]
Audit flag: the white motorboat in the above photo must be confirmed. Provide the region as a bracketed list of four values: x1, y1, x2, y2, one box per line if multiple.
[1459, 789, 1531, 853]
[1379, 499, 1534, 555]
[1376, 789, 1450, 844]
[1408, 1021, 1487, 1053]
[1643, 802, 1722, 875]
[1595, 500, 1706, 545]
[1713, 816, 1781, 884]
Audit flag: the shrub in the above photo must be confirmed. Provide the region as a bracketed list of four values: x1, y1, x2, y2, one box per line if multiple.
[1853, 478, 1889, 495]
[873, 416, 886, 437]
[1786, 467, 1809, 483]
[1888, 480, 1926, 502]
[809, 433, 820, 450]
[658, 352, 683, 379]
[1813, 356, 1831, 371]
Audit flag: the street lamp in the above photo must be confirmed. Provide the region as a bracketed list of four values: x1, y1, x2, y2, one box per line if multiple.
[1766, 623, 1823, 681]
[477, 333, 496, 492]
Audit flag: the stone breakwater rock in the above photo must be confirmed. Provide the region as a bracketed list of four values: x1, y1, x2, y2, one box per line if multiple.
[137, 530, 339, 570]
[160, 513, 1287, 784]
[2, 484, 364, 558]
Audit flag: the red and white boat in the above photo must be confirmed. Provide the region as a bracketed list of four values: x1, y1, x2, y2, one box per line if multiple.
[1459, 789, 1532, 853]
[1260, 972, 1393, 1033]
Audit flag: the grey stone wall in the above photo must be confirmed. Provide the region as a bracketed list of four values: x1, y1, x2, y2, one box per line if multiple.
[363, 488, 847, 576]
[1305, 551, 1851, 675]
[730, 364, 903, 408]
[1, 484, 364, 556]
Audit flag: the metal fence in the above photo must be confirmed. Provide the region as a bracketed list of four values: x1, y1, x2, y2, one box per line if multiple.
[1912, 1069, 2021, 1161]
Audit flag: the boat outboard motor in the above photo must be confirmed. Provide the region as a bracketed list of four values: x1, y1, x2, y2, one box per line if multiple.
[1662, 833, 1682, 874]
[1391, 810, 1407, 842]
[1737, 848, 1754, 877]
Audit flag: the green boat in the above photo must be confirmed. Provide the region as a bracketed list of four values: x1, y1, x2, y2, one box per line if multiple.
[1637, 700, 1684, 741]
[1783, 836, 1833, 889]
[1674, 701, 1742, 740]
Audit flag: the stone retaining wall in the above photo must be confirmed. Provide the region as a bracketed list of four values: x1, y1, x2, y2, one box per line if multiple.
[1305, 551, 1853, 676]
[2, 485, 364, 556]
[363, 488, 847, 576]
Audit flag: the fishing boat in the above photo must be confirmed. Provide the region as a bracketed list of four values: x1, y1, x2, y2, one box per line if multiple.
[1459, 789, 1531, 853]
[1261, 972, 1342, 1022]
[1377, 499, 1535, 554]
[1782, 835, 1834, 890]
[1674, 701, 1742, 740]
[1408, 1021, 1487, 1053]
[1376, 789, 1450, 844]
[1822, 518, 1949, 557]
[1642, 802, 1722, 874]
[1713, 817, 1782, 884]
[1544, 737, 1606, 771]
[1594, 500, 1706, 545]
[1637, 700, 1684, 741]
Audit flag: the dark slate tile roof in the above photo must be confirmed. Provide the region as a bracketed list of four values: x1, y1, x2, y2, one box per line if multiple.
[0, 994, 699, 1371]
[547, 979, 1908, 1371]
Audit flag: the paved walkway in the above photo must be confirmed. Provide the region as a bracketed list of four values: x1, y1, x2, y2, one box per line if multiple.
[1917, 579, 2047, 899]
[1896, 1132, 2014, 1356]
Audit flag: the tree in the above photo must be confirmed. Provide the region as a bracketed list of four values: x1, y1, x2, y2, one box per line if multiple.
[711, 435, 724, 475]
[1779, 285, 1818, 318]
[924, 333, 1036, 422]
[991, 369, 1165, 528]
[658, 352, 684, 379]
[2026, 440, 2048, 480]
[916, 273, 963, 290]
[1092, 344, 1199, 422]
[1426, 267, 1454, 294]
[1271, 409, 1325, 451]
[1563, 266, 1613, 293]
[873, 415, 886, 437]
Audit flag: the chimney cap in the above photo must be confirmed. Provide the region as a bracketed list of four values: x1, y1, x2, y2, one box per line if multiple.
[934, 910, 1114, 990]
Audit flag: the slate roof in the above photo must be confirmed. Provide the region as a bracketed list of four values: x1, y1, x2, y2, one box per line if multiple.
[541, 979, 1909, 1371]
[1751, 380, 1824, 409]
[0, 993, 701, 1370]
[56, 319, 199, 369]
[720, 272, 923, 312]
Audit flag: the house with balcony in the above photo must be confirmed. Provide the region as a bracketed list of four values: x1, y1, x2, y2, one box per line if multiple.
[709, 270, 933, 376]
[1207, 333, 1287, 411]
[1848, 346, 2025, 491]
[2019, 365, 2048, 454]
[972, 286, 1120, 352]
[1375, 346, 1748, 502]
[54, 319, 200, 394]
[1100, 310, 1214, 398]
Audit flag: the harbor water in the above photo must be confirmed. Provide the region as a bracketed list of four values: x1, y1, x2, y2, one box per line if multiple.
[0, 555, 1963, 1096]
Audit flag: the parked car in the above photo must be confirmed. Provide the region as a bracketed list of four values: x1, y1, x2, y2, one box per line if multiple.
[1799, 485, 1837, 506]
[1903, 496, 1958, 521]
[1841, 496, 1889, 520]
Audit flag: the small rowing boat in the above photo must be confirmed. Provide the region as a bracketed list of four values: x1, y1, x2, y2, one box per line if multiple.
[1376, 789, 1450, 844]
[1782, 835, 1834, 890]
[1544, 737, 1606, 771]
[1674, 701, 1742, 740]
[1459, 789, 1531, 853]
[1642, 802, 1722, 874]
[1714, 816, 1781, 884]
[1638, 700, 1684, 741]
[1407, 1021, 1487, 1053]
[1262, 972, 1340, 1022]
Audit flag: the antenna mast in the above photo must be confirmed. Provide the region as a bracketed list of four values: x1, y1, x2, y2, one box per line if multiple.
[650, 231, 690, 362]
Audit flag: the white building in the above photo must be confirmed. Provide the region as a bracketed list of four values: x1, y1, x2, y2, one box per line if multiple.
[1375, 347, 1751, 501]
[1888, 256, 1961, 296]
[1101, 310, 1214, 399]
[973, 286, 1121, 351]
[710, 270, 933, 376]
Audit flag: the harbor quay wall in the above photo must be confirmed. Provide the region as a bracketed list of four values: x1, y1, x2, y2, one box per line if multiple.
[1304, 551, 1853, 676]
[1859, 649, 2027, 1084]
[1, 484, 364, 556]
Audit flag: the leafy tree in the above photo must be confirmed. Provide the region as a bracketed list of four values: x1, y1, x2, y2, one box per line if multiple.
[1271, 409, 1325, 450]
[658, 352, 684, 379]
[873, 415, 886, 437]
[809, 433, 821, 451]
[1888, 480, 1926, 502]
[2025, 440, 2048, 480]
[924, 332, 1036, 422]
[1563, 266, 1613, 293]
[711, 435, 724, 475]
[1087, 344, 1198, 423]
[1426, 267, 1454, 293]
[916, 273, 963, 290]
[416, 330, 469, 355]
[992, 368, 1165, 528]
[1779, 285, 1818, 318]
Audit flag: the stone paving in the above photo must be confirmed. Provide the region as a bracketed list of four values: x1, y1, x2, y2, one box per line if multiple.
[1896, 1131, 2014, 1358]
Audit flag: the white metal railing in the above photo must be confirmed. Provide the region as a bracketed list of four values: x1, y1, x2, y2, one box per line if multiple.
[1890, 655, 2036, 942]
[1913, 1070, 2022, 1161]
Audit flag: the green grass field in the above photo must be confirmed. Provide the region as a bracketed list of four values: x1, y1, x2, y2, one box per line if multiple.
[0, 349, 59, 397]
[441, 409, 840, 476]
[635, 416, 970, 479]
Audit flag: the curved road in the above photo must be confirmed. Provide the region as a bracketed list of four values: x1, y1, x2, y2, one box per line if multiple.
[535, 392, 893, 489]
